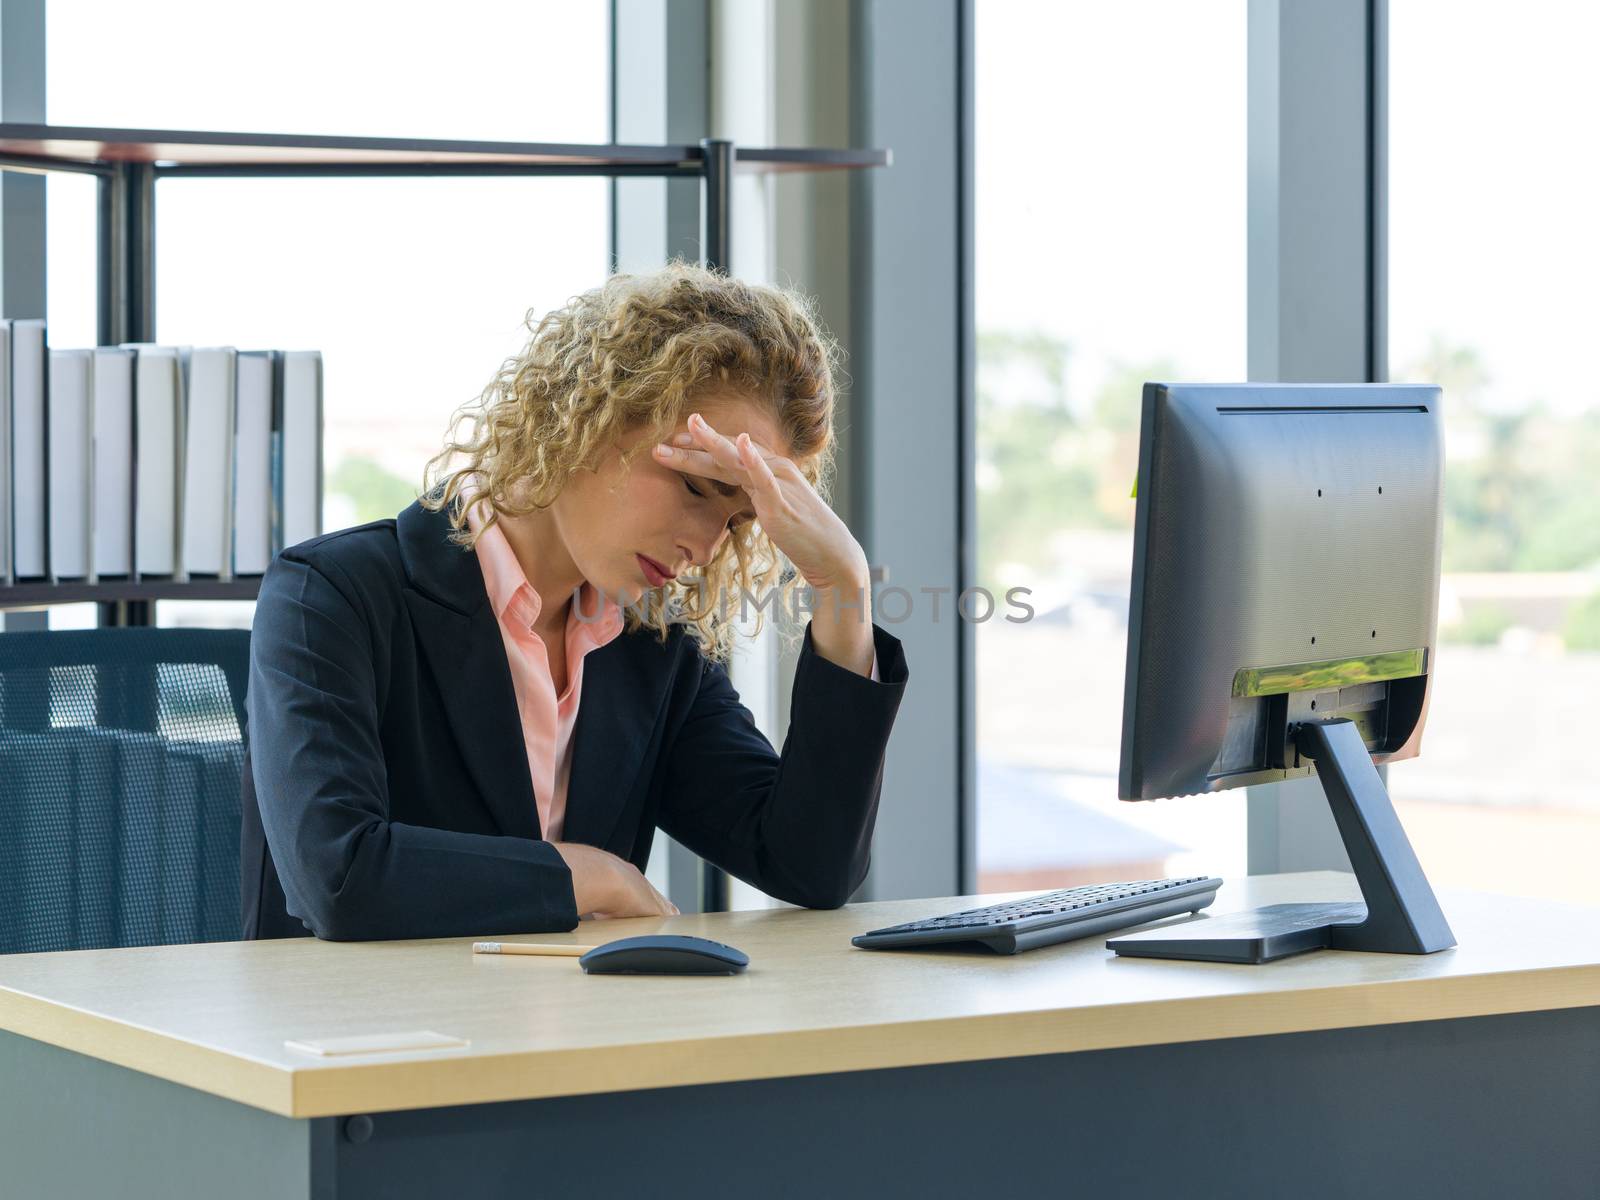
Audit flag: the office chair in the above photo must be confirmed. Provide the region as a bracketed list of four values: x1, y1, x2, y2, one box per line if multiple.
[0, 627, 251, 954]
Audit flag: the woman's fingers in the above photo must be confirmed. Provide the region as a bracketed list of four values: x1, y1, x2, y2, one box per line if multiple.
[687, 411, 746, 471]
[652, 413, 791, 521]
[655, 419, 782, 482]
[688, 412, 787, 482]
[609, 859, 680, 918]
[648, 877, 679, 916]
[736, 431, 783, 502]
[651, 443, 745, 484]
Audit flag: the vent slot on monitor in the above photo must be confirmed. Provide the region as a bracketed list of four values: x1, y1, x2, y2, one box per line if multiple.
[1215, 405, 1430, 415]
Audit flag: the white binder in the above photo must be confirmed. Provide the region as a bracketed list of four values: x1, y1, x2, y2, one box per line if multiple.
[91, 346, 136, 578]
[0, 320, 11, 584]
[279, 350, 324, 551]
[10, 319, 48, 579]
[178, 347, 237, 578]
[233, 350, 277, 575]
[123, 344, 186, 578]
[47, 349, 93, 582]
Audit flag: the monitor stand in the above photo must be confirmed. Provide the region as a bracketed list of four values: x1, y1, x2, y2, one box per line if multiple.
[1107, 718, 1458, 964]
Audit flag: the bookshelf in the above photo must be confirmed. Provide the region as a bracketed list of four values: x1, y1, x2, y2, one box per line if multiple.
[0, 123, 891, 622]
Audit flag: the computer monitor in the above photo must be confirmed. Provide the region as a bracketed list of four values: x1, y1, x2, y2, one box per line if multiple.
[1108, 382, 1457, 963]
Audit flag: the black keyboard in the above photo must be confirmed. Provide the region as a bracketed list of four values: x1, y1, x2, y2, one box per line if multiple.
[851, 876, 1223, 955]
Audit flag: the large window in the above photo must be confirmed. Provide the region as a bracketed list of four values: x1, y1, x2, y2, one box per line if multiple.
[43, 1, 612, 628]
[974, 2, 1248, 890]
[1386, 1, 1600, 904]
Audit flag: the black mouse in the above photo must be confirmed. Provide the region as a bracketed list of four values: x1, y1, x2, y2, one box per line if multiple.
[578, 934, 750, 975]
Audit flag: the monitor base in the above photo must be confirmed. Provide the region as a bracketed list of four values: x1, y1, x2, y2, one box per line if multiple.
[1108, 902, 1367, 963]
[1109, 718, 1457, 963]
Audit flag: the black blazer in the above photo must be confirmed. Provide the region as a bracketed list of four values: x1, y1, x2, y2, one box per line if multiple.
[240, 499, 910, 941]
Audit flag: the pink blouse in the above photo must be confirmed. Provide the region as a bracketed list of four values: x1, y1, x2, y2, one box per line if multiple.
[465, 502, 625, 842]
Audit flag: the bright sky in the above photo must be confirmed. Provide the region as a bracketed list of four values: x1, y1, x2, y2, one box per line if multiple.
[1388, 0, 1600, 413]
[44, 0, 613, 518]
[44, 0, 1598, 479]
[976, 0, 1600, 416]
[975, 1, 1248, 410]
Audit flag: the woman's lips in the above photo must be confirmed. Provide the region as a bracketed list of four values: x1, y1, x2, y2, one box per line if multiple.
[637, 554, 674, 586]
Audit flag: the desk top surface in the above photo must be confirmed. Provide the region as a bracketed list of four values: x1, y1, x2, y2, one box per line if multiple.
[2, 872, 1597, 1118]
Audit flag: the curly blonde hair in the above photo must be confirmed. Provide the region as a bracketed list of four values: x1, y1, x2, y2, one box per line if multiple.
[420, 259, 844, 666]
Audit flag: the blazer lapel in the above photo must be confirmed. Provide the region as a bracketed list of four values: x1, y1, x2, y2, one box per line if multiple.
[397, 500, 540, 840]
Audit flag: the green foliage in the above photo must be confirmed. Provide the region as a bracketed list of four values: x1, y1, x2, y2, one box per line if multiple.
[1564, 592, 1600, 652]
[1443, 603, 1513, 647]
[974, 327, 1600, 599]
[1400, 335, 1600, 574]
[976, 330, 1078, 593]
[327, 456, 419, 525]
[1091, 359, 1177, 434]
[976, 401, 1098, 592]
[975, 329, 1174, 593]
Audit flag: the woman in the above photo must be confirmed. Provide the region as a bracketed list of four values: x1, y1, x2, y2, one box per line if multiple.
[241, 262, 910, 940]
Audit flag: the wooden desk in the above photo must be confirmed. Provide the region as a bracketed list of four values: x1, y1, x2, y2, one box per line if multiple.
[2, 872, 1597, 1198]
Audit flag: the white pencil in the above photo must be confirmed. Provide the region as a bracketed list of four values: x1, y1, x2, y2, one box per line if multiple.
[472, 941, 598, 957]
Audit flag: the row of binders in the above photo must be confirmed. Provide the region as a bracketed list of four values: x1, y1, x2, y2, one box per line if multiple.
[0, 317, 324, 587]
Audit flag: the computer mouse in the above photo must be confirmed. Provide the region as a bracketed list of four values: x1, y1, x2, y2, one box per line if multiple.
[578, 934, 750, 975]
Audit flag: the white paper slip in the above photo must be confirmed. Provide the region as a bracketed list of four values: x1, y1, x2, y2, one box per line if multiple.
[284, 1030, 471, 1057]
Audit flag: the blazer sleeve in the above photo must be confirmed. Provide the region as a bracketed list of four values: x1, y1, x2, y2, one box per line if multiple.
[246, 552, 580, 941]
[655, 619, 910, 909]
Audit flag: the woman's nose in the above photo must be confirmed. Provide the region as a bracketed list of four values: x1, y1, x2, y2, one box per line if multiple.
[678, 518, 731, 570]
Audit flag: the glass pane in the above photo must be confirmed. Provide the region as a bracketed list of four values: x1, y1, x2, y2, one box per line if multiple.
[975, 1, 1248, 893]
[1387, 1, 1600, 904]
[46, 0, 609, 142]
[41, 7, 612, 632]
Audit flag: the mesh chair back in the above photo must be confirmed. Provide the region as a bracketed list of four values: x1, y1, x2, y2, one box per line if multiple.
[0, 627, 250, 954]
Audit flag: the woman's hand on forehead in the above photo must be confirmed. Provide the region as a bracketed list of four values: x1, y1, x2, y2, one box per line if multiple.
[651, 411, 868, 594]
[653, 423, 767, 490]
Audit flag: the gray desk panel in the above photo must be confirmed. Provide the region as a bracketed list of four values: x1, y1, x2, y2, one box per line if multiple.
[332, 1006, 1600, 1199]
[6, 1007, 1598, 1199]
[0, 1029, 332, 1200]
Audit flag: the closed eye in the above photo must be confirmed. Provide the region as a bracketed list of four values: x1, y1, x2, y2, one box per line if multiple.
[684, 472, 755, 523]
